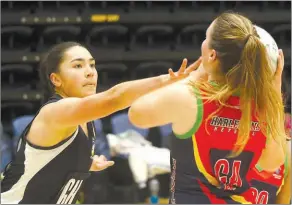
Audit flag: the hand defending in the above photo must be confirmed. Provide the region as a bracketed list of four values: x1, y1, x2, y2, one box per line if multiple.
[89, 155, 115, 172]
[167, 57, 202, 81]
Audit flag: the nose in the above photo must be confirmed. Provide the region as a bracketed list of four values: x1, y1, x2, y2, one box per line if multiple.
[85, 66, 95, 78]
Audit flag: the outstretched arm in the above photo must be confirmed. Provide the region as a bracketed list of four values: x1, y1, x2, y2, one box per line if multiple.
[28, 58, 202, 147]
[39, 58, 201, 128]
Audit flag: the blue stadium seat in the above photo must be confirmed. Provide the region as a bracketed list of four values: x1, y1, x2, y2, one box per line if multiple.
[159, 124, 173, 148]
[12, 115, 34, 151]
[1, 123, 13, 173]
[111, 113, 149, 137]
[93, 119, 111, 160]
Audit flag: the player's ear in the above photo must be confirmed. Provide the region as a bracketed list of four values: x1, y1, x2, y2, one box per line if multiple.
[50, 73, 62, 88]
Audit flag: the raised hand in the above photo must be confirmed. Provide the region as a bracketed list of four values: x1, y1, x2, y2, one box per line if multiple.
[274, 49, 285, 94]
[168, 57, 202, 81]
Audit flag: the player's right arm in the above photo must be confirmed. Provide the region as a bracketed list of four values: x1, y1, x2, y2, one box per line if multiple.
[41, 58, 202, 126]
[40, 75, 174, 126]
[27, 58, 201, 146]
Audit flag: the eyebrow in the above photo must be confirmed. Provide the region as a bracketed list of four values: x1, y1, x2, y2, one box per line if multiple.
[70, 58, 95, 63]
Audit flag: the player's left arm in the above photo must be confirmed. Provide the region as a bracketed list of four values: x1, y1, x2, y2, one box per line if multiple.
[276, 140, 291, 204]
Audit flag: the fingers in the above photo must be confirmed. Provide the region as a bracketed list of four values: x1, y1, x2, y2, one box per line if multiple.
[92, 155, 99, 161]
[93, 155, 107, 160]
[99, 155, 107, 161]
[167, 57, 202, 80]
[280, 49, 284, 65]
[90, 155, 115, 171]
[106, 161, 115, 166]
[95, 160, 115, 169]
[185, 57, 202, 74]
[93, 155, 109, 164]
[275, 49, 284, 77]
[177, 58, 188, 74]
[168, 68, 176, 78]
[96, 160, 115, 166]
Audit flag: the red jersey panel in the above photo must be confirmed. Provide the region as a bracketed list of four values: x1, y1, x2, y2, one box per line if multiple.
[169, 87, 279, 204]
[191, 94, 267, 203]
[242, 163, 286, 204]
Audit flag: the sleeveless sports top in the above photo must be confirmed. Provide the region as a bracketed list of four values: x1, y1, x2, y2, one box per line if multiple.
[1, 94, 96, 204]
[169, 87, 268, 204]
[240, 159, 288, 204]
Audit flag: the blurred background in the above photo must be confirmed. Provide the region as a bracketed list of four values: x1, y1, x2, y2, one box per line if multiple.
[1, 1, 291, 204]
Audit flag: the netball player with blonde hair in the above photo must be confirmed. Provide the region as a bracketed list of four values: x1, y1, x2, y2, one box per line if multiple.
[129, 12, 290, 204]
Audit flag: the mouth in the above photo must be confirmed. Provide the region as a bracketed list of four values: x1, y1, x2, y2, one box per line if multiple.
[83, 83, 96, 87]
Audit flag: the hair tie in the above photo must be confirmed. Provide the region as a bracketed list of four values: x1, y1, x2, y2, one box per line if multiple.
[244, 34, 253, 45]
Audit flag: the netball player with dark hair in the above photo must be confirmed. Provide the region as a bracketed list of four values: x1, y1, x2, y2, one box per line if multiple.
[0, 41, 201, 204]
[129, 12, 290, 204]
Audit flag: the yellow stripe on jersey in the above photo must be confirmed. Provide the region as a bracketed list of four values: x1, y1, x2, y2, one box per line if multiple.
[193, 135, 253, 204]
[192, 135, 219, 187]
[230, 195, 252, 204]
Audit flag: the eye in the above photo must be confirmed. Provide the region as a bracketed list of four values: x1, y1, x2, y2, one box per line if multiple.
[73, 64, 82, 69]
[90, 63, 96, 68]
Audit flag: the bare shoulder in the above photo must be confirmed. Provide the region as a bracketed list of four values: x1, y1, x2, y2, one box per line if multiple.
[129, 82, 198, 129]
[170, 81, 198, 107]
[142, 81, 197, 110]
[171, 83, 200, 136]
[164, 80, 197, 99]
[38, 97, 81, 123]
[26, 102, 77, 148]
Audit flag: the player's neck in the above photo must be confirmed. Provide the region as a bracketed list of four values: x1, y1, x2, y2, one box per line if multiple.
[208, 75, 225, 85]
[55, 89, 68, 99]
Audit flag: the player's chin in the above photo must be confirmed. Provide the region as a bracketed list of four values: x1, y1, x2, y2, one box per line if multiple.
[82, 88, 97, 97]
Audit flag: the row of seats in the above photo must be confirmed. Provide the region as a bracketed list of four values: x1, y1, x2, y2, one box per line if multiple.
[2, 1, 290, 14]
[1, 64, 39, 90]
[1, 112, 172, 172]
[2, 24, 291, 52]
[1, 61, 180, 90]
[2, 58, 291, 81]
[2, 60, 291, 103]
[3, 61, 291, 131]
